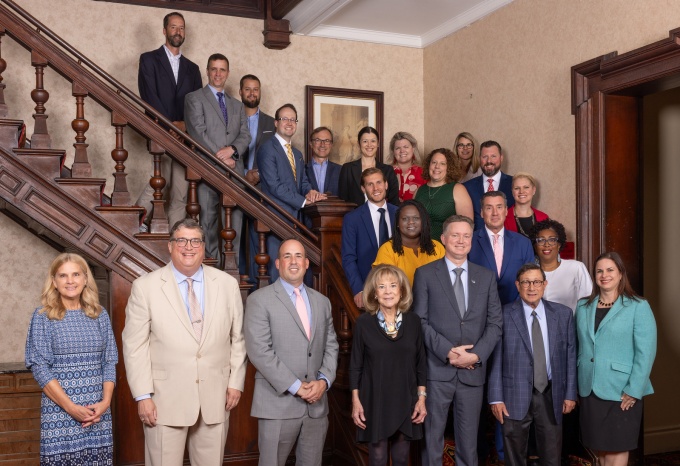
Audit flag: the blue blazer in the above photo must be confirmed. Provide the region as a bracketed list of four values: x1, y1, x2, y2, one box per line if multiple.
[468, 228, 534, 305]
[138, 46, 202, 122]
[576, 296, 656, 401]
[463, 173, 515, 230]
[341, 201, 397, 295]
[257, 137, 312, 219]
[305, 160, 341, 197]
[489, 298, 577, 424]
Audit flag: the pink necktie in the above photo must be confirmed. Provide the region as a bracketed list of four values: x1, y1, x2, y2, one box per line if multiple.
[294, 287, 311, 339]
[186, 278, 203, 340]
[492, 234, 503, 276]
[487, 178, 495, 192]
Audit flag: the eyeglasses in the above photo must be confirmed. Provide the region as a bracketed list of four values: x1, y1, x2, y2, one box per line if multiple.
[312, 138, 332, 145]
[534, 237, 559, 246]
[170, 238, 204, 248]
[456, 143, 473, 149]
[277, 117, 298, 123]
[519, 280, 545, 288]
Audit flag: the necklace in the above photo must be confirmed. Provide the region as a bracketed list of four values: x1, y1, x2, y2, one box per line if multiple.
[597, 298, 616, 307]
[428, 183, 445, 199]
[514, 209, 535, 236]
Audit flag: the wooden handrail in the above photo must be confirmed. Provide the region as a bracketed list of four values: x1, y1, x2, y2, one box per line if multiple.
[327, 245, 361, 324]
[0, 0, 321, 256]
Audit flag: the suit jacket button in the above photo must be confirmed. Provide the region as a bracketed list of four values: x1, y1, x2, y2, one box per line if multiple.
[305, 374, 308, 379]
[591, 358, 594, 362]
[308, 353, 312, 357]
[196, 380, 199, 383]
[197, 353, 201, 358]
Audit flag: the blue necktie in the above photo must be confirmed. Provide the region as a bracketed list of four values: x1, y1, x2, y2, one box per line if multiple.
[217, 92, 229, 126]
[378, 207, 389, 246]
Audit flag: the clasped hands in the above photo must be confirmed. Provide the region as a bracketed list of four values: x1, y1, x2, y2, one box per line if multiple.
[448, 344, 479, 369]
[69, 400, 109, 428]
[296, 380, 326, 404]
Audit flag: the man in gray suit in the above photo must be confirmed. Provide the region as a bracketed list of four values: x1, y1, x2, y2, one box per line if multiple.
[413, 215, 503, 466]
[244, 239, 339, 466]
[185, 53, 250, 266]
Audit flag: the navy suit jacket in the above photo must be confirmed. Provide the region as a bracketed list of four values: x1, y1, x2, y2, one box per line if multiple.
[138, 46, 202, 122]
[341, 201, 398, 295]
[305, 160, 341, 197]
[468, 228, 534, 305]
[488, 298, 577, 424]
[413, 259, 502, 386]
[463, 172, 515, 230]
[257, 137, 312, 219]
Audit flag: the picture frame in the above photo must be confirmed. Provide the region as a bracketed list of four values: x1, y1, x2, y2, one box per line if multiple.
[305, 86, 384, 165]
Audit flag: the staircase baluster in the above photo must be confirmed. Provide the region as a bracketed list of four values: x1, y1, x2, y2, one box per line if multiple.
[254, 219, 271, 289]
[110, 112, 130, 205]
[221, 194, 238, 277]
[70, 82, 91, 177]
[185, 167, 201, 222]
[0, 27, 7, 117]
[30, 51, 50, 148]
[147, 141, 168, 234]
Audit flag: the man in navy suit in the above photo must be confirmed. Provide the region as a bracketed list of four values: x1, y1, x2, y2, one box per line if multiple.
[463, 141, 514, 230]
[341, 167, 397, 309]
[469, 191, 534, 306]
[489, 264, 576, 466]
[257, 103, 325, 281]
[305, 127, 341, 196]
[136, 11, 203, 229]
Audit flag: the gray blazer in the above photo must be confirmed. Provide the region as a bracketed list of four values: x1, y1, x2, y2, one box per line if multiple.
[413, 258, 503, 386]
[184, 85, 251, 175]
[244, 279, 339, 419]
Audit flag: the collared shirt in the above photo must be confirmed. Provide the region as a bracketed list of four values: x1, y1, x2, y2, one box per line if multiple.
[522, 299, 552, 380]
[246, 109, 260, 172]
[485, 226, 505, 250]
[482, 171, 502, 192]
[207, 84, 226, 104]
[279, 278, 331, 395]
[163, 45, 181, 84]
[367, 200, 392, 246]
[170, 262, 205, 320]
[444, 257, 469, 310]
[312, 158, 328, 193]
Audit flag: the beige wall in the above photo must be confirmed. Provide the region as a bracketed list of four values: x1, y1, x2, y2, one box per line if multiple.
[642, 88, 680, 454]
[423, 0, 680, 241]
[0, 0, 424, 363]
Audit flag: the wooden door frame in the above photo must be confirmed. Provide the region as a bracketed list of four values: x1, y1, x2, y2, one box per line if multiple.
[572, 26, 680, 275]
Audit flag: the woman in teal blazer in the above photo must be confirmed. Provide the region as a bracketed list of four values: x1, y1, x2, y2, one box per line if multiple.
[576, 252, 656, 466]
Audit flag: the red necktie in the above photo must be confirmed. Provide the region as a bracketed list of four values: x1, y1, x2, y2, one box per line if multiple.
[487, 178, 495, 192]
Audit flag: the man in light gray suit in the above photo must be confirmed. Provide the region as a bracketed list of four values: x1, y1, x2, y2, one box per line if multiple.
[413, 215, 503, 466]
[185, 53, 250, 266]
[244, 239, 339, 466]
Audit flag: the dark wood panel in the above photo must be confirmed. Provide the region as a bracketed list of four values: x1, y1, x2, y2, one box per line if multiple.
[93, 0, 266, 20]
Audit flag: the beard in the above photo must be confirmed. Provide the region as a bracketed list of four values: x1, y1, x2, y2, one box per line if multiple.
[482, 164, 500, 177]
[167, 33, 185, 48]
[242, 96, 261, 109]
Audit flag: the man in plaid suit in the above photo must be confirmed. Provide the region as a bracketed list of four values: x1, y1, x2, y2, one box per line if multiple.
[488, 263, 577, 466]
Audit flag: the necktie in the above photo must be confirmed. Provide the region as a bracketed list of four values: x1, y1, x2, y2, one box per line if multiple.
[216, 92, 229, 126]
[453, 268, 466, 318]
[294, 287, 311, 339]
[285, 144, 297, 181]
[186, 278, 203, 341]
[531, 311, 548, 392]
[487, 178, 495, 192]
[378, 207, 389, 246]
[492, 233, 503, 276]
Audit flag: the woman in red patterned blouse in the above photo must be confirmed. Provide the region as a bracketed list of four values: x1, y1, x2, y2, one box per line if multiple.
[389, 132, 426, 202]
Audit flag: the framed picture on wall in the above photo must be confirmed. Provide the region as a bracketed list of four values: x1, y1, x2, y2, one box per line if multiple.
[305, 86, 384, 165]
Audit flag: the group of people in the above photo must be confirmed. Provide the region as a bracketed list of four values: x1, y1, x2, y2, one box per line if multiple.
[340, 134, 657, 466]
[22, 9, 657, 466]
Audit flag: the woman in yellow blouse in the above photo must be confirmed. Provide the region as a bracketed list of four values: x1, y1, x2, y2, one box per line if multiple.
[373, 199, 445, 284]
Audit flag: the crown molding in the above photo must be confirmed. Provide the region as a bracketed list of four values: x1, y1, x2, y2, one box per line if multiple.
[306, 25, 422, 48]
[286, 0, 352, 35]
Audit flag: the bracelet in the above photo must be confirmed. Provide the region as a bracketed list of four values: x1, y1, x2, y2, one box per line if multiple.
[417, 390, 427, 397]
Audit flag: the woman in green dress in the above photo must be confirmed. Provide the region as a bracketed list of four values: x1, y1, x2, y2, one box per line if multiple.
[414, 148, 473, 240]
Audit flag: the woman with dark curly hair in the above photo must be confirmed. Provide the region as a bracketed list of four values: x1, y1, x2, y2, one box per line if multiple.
[529, 219, 592, 313]
[373, 199, 445, 284]
[413, 148, 473, 240]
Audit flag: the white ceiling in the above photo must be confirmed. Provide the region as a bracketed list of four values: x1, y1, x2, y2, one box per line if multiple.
[286, 0, 514, 48]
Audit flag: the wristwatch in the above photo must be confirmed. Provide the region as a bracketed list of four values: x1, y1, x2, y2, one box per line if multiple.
[417, 390, 427, 397]
[230, 145, 239, 160]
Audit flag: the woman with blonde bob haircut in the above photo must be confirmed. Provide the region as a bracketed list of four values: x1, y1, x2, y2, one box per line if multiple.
[26, 253, 118, 464]
[350, 265, 426, 466]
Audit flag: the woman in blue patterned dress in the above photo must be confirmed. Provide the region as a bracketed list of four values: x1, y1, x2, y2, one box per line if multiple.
[25, 253, 118, 465]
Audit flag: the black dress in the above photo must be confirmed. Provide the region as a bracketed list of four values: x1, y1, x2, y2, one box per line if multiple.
[338, 159, 400, 206]
[349, 311, 427, 443]
[579, 307, 644, 451]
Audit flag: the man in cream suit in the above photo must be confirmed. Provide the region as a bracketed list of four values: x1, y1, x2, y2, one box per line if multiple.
[123, 219, 247, 466]
[185, 53, 251, 266]
[245, 239, 339, 466]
